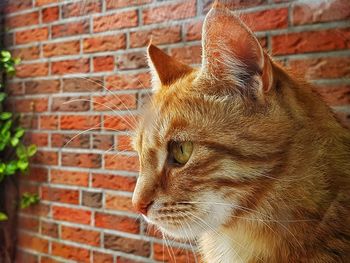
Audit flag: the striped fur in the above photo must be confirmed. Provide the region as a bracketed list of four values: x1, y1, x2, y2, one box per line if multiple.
[132, 4, 350, 263]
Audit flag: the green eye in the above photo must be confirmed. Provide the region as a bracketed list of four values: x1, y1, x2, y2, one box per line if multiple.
[170, 141, 193, 165]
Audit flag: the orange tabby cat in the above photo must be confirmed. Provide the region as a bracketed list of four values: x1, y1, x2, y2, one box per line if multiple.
[132, 3, 350, 262]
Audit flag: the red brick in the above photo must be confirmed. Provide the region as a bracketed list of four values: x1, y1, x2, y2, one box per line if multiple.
[16, 63, 49, 78]
[5, 0, 32, 13]
[13, 98, 48, 113]
[40, 256, 61, 263]
[130, 26, 182, 48]
[92, 173, 136, 192]
[51, 242, 90, 262]
[16, 251, 38, 263]
[153, 243, 197, 262]
[104, 154, 139, 172]
[62, 1, 101, 18]
[185, 20, 203, 41]
[83, 34, 126, 53]
[22, 203, 50, 217]
[272, 28, 350, 55]
[6, 12, 39, 29]
[27, 167, 48, 182]
[241, 8, 288, 31]
[170, 45, 202, 64]
[93, 251, 114, 263]
[117, 135, 134, 151]
[51, 169, 89, 186]
[41, 186, 79, 204]
[61, 226, 100, 246]
[12, 46, 40, 61]
[60, 115, 100, 130]
[15, 28, 48, 44]
[52, 206, 91, 225]
[52, 20, 89, 38]
[314, 84, 350, 107]
[18, 216, 39, 232]
[18, 233, 49, 254]
[106, 0, 152, 9]
[20, 115, 39, 130]
[95, 212, 139, 234]
[51, 58, 90, 75]
[105, 194, 133, 212]
[104, 234, 150, 257]
[92, 134, 114, 150]
[103, 115, 137, 131]
[42, 6, 59, 23]
[203, 0, 264, 13]
[63, 77, 103, 92]
[24, 132, 49, 147]
[51, 133, 90, 148]
[41, 221, 59, 238]
[7, 82, 24, 95]
[40, 115, 59, 130]
[93, 56, 115, 72]
[288, 56, 350, 80]
[116, 51, 147, 70]
[62, 153, 101, 168]
[94, 10, 138, 32]
[25, 79, 60, 94]
[143, 1, 196, 24]
[93, 94, 137, 111]
[43, 40, 80, 57]
[106, 72, 151, 90]
[52, 96, 90, 112]
[293, 0, 350, 25]
[36, 0, 59, 6]
[32, 151, 58, 165]
[117, 257, 144, 263]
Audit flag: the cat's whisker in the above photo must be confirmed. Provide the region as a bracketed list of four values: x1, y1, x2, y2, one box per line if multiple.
[176, 201, 317, 223]
[77, 76, 138, 124]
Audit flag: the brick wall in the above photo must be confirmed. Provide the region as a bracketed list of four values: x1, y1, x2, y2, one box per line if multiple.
[2, 0, 350, 262]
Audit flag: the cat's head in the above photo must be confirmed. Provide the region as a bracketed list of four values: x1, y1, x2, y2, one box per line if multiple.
[132, 4, 294, 239]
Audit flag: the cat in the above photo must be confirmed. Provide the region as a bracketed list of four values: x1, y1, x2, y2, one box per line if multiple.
[132, 3, 350, 263]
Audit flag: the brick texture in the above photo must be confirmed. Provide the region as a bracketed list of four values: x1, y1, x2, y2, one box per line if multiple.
[5, 0, 350, 262]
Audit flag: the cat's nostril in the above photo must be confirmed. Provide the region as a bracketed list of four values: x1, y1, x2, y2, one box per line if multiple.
[135, 200, 154, 215]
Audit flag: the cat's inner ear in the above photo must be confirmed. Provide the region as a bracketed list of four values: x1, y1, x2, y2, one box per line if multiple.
[201, 6, 273, 93]
[147, 44, 193, 88]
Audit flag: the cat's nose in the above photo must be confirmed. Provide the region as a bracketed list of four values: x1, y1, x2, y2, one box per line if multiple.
[133, 200, 154, 215]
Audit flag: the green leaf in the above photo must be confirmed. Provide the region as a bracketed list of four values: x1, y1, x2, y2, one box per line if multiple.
[1, 50, 11, 59]
[0, 92, 6, 102]
[17, 159, 28, 171]
[27, 144, 37, 157]
[14, 58, 21, 65]
[0, 163, 5, 173]
[16, 144, 27, 159]
[5, 161, 17, 175]
[1, 120, 12, 134]
[0, 212, 8, 221]
[0, 112, 12, 120]
[14, 128, 25, 138]
[10, 137, 19, 147]
[20, 193, 39, 209]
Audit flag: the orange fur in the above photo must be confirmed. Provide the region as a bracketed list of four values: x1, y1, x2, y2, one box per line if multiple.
[132, 4, 350, 263]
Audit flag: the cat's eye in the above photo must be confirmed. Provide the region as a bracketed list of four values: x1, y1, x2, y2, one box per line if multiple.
[169, 141, 193, 165]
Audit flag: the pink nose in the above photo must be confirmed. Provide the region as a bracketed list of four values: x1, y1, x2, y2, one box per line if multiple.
[134, 200, 154, 215]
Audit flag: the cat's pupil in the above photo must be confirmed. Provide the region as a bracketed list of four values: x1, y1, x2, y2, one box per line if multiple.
[180, 145, 184, 154]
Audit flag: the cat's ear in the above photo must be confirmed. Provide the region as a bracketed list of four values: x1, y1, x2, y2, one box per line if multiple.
[201, 5, 273, 93]
[147, 44, 193, 89]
